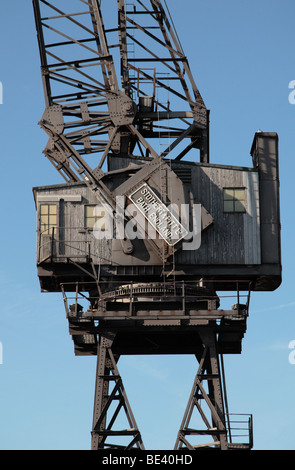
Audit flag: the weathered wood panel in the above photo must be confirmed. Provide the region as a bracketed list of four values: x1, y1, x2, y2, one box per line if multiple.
[175, 164, 260, 265]
[34, 162, 261, 269]
[35, 183, 112, 265]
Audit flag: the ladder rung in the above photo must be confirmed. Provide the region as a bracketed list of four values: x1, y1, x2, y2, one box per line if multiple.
[126, 11, 159, 15]
[99, 375, 120, 380]
[182, 428, 226, 435]
[198, 374, 219, 380]
[97, 429, 139, 436]
[193, 441, 221, 449]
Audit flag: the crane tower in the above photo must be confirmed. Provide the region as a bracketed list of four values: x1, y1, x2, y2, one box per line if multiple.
[32, 0, 281, 450]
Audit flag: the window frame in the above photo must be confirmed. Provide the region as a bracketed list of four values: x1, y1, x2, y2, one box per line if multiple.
[39, 203, 58, 236]
[223, 187, 246, 214]
[84, 204, 106, 231]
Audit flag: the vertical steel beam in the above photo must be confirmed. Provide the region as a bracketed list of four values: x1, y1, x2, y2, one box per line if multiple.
[200, 330, 228, 450]
[118, 0, 130, 95]
[87, 0, 119, 92]
[175, 329, 228, 450]
[91, 333, 113, 450]
[32, 0, 52, 107]
[91, 332, 145, 450]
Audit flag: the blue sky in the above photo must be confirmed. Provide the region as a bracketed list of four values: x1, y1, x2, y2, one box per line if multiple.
[0, 0, 295, 450]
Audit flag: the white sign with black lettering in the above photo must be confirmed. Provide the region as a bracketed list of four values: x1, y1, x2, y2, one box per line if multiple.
[128, 183, 188, 246]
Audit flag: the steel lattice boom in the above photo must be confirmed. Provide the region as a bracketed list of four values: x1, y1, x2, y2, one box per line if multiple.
[33, 0, 209, 184]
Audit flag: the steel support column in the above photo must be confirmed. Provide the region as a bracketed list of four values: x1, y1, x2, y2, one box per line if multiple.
[91, 332, 145, 450]
[175, 329, 229, 450]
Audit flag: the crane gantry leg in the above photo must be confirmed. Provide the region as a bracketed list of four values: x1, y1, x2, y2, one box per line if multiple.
[91, 332, 145, 450]
[90, 327, 253, 451]
[174, 330, 229, 450]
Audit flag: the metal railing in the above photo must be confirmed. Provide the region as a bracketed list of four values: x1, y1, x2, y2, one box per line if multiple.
[61, 279, 251, 322]
[37, 226, 109, 263]
[226, 414, 253, 449]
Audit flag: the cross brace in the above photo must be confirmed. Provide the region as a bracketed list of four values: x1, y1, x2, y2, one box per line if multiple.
[174, 330, 228, 450]
[91, 332, 145, 450]
[90, 328, 253, 451]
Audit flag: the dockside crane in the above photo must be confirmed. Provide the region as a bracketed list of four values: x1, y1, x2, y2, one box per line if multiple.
[32, 0, 281, 450]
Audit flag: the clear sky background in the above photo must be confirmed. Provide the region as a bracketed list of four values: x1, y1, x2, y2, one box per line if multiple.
[0, 0, 295, 450]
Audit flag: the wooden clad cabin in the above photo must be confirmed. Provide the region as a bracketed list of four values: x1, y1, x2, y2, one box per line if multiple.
[33, 132, 281, 293]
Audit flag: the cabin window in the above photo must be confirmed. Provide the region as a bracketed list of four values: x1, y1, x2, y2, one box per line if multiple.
[85, 205, 106, 230]
[223, 188, 246, 213]
[40, 204, 57, 235]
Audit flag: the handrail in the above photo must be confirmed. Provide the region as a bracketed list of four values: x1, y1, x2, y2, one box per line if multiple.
[61, 279, 251, 321]
[226, 413, 253, 448]
[61, 280, 251, 305]
[60, 279, 253, 287]
[37, 225, 108, 263]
